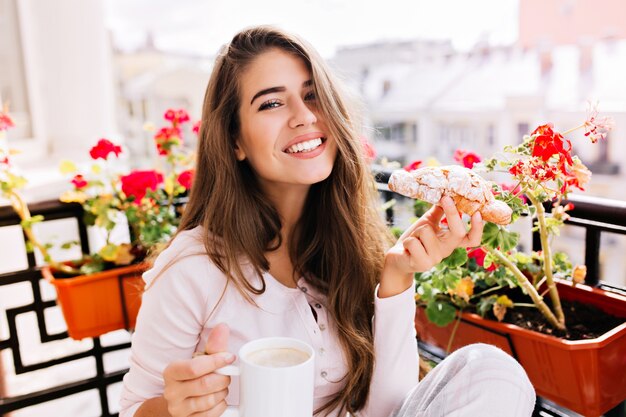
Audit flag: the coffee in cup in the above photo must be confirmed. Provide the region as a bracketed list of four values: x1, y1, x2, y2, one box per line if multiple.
[245, 347, 310, 368]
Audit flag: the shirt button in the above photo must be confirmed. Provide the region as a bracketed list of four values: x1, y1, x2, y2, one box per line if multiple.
[321, 371, 328, 378]
[315, 303, 322, 309]
[319, 348, 326, 356]
[319, 323, 326, 331]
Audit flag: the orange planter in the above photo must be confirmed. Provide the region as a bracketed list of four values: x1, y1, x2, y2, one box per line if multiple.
[415, 280, 626, 417]
[43, 263, 146, 340]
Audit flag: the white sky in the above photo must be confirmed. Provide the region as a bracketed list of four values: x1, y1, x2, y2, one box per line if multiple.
[105, 0, 519, 57]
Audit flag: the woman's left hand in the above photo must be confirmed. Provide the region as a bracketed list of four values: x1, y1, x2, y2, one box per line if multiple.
[380, 196, 484, 297]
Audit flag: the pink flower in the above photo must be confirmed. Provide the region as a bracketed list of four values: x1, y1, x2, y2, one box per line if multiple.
[360, 136, 377, 162]
[177, 169, 194, 190]
[121, 170, 164, 204]
[497, 183, 527, 204]
[403, 160, 423, 172]
[192, 120, 201, 135]
[71, 174, 88, 189]
[89, 139, 122, 160]
[164, 109, 190, 125]
[454, 149, 482, 169]
[584, 103, 614, 143]
[0, 112, 14, 131]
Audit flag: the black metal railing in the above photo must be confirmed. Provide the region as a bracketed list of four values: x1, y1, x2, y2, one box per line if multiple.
[0, 201, 129, 416]
[1, 171, 625, 416]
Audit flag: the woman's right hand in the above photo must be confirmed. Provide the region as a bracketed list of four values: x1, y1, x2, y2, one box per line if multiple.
[162, 323, 235, 417]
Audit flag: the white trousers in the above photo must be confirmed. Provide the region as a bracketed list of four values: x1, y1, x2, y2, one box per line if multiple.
[390, 344, 536, 417]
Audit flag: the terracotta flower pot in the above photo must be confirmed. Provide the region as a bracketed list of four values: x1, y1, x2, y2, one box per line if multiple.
[43, 263, 146, 340]
[414, 280, 626, 417]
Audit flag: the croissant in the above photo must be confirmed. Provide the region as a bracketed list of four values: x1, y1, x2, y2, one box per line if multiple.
[388, 165, 512, 225]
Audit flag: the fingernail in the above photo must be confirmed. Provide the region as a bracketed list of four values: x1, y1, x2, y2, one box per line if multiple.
[220, 352, 235, 362]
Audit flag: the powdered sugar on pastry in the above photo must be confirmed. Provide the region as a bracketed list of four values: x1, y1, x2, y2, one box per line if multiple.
[388, 166, 512, 225]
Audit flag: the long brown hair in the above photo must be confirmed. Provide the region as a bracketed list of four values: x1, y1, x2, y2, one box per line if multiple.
[173, 26, 392, 416]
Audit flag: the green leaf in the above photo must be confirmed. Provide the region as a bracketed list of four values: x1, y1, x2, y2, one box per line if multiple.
[413, 200, 432, 217]
[79, 258, 105, 275]
[442, 247, 468, 268]
[425, 301, 457, 327]
[389, 226, 403, 239]
[476, 295, 497, 317]
[20, 215, 44, 230]
[481, 222, 519, 252]
[60, 240, 79, 250]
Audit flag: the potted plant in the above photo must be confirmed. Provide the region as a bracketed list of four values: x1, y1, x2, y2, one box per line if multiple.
[1, 105, 197, 340]
[406, 105, 626, 416]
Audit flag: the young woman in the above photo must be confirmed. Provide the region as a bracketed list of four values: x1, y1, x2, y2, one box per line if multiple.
[120, 26, 535, 417]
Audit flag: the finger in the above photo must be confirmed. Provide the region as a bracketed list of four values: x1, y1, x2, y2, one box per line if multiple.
[204, 323, 230, 355]
[403, 236, 427, 261]
[413, 225, 442, 260]
[190, 400, 228, 417]
[420, 203, 445, 228]
[183, 388, 229, 415]
[462, 211, 484, 247]
[180, 372, 231, 397]
[403, 236, 437, 272]
[164, 352, 235, 382]
[439, 196, 466, 239]
[399, 204, 443, 240]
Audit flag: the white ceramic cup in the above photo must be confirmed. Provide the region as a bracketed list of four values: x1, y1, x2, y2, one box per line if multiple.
[216, 337, 315, 417]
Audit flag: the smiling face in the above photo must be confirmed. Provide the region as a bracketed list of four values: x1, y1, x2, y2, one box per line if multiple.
[235, 48, 337, 196]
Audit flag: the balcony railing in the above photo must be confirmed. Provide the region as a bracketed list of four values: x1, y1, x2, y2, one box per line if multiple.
[0, 171, 625, 416]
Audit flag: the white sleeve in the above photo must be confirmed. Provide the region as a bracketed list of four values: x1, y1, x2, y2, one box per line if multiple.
[119, 256, 225, 416]
[359, 283, 419, 417]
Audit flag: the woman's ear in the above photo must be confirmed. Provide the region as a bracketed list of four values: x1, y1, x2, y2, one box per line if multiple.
[234, 141, 246, 161]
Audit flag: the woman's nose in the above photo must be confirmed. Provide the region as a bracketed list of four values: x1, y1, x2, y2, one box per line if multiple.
[288, 97, 317, 128]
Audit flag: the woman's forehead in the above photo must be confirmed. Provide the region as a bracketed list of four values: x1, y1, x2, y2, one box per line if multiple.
[240, 50, 311, 95]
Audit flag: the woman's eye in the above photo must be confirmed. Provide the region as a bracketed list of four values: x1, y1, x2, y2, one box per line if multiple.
[304, 91, 316, 101]
[259, 99, 281, 111]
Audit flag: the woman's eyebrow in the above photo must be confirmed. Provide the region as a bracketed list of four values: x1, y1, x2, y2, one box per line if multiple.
[250, 80, 313, 105]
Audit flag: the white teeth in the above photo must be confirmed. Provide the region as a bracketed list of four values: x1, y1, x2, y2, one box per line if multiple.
[286, 138, 323, 154]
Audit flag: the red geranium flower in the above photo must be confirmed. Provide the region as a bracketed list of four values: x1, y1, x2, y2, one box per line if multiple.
[89, 139, 122, 160]
[154, 127, 181, 156]
[530, 124, 573, 168]
[359, 136, 377, 163]
[164, 109, 190, 125]
[404, 160, 423, 172]
[454, 149, 482, 169]
[120, 170, 164, 204]
[467, 247, 497, 271]
[177, 169, 194, 190]
[71, 174, 88, 189]
[0, 112, 15, 131]
[192, 120, 201, 135]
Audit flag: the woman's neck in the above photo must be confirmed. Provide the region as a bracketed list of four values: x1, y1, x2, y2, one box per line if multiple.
[261, 183, 310, 288]
[261, 182, 310, 237]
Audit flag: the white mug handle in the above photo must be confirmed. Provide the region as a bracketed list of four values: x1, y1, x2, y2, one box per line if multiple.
[215, 365, 241, 416]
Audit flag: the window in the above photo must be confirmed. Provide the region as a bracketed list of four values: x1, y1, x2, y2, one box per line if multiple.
[0, 0, 33, 139]
[517, 122, 530, 143]
[377, 122, 406, 143]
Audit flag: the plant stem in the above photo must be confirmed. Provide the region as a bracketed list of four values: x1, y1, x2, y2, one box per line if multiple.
[446, 310, 463, 354]
[8, 190, 78, 275]
[561, 124, 584, 136]
[526, 193, 565, 328]
[487, 247, 564, 330]
[470, 284, 506, 299]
